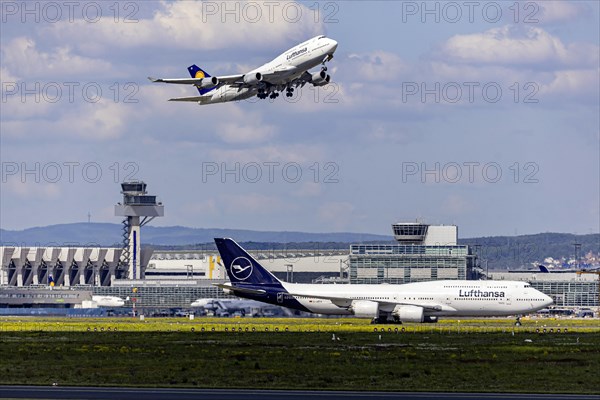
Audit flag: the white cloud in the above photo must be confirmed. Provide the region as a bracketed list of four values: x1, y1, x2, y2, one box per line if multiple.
[2, 99, 130, 141]
[0, 66, 19, 82]
[537, 1, 589, 24]
[440, 26, 598, 68]
[1, 37, 113, 80]
[48, 1, 323, 53]
[346, 51, 410, 81]
[540, 68, 600, 99]
[215, 106, 278, 143]
[208, 143, 326, 164]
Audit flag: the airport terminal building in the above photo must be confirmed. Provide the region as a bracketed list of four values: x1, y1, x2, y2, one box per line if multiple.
[0, 181, 597, 312]
[349, 223, 479, 284]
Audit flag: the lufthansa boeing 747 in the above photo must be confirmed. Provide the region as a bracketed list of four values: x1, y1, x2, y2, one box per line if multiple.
[213, 238, 554, 324]
[148, 35, 338, 105]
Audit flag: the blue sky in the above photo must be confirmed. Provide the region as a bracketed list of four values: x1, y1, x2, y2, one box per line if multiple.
[1, 0, 598, 237]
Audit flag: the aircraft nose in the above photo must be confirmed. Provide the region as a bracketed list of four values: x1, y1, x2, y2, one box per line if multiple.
[543, 294, 554, 307]
[329, 39, 338, 53]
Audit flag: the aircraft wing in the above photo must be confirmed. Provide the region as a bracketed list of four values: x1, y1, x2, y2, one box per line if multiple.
[286, 291, 447, 312]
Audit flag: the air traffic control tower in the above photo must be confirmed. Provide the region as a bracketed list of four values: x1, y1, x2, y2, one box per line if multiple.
[115, 181, 164, 280]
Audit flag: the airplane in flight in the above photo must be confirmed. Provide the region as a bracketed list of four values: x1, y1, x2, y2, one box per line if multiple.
[213, 238, 554, 325]
[148, 35, 338, 105]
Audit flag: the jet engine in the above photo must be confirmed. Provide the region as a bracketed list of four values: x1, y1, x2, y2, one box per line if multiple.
[197, 76, 219, 89]
[243, 72, 263, 85]
[311, 71, 331, 86]
[391, 305, 424, 323]
[349, 300, 379, 318]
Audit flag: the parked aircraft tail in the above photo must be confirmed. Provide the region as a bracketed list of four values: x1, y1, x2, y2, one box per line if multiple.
[214, 238, 283, 287]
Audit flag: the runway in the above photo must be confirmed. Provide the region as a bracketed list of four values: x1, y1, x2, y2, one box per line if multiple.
[0, 386, 598, 400]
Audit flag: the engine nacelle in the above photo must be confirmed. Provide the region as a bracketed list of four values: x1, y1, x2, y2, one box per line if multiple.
[392, 305, 424, 323]
[311, 71, 331, 86]
[349, 300, 379, 319]
[243, 72, 263, 85]
[198, 76, 219, 89]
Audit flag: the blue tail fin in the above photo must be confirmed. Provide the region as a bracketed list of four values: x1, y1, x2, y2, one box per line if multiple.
[188, 64, 215, 95]
[214, 238, 283, 287]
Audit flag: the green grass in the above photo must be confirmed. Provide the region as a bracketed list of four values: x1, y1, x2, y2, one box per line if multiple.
[0, 317, 599, 393]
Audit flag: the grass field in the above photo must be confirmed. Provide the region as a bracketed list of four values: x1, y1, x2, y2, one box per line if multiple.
[0, 317, 599, 393]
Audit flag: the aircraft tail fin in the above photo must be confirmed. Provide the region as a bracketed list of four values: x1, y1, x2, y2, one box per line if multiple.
[538, 265, 549, 273]
[187, 64, 214, 95]
[214, 238, 284, 287]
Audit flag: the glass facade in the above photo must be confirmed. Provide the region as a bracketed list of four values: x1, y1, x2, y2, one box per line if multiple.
[93, 283, 233, 309]
[349, 244, 476, 284]
[392, 223, 428, 243]
[530, 281, 599, 308]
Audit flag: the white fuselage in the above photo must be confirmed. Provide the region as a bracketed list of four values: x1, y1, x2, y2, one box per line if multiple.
[92, 296, 125, 307]
[280, 280, 553, 317]
[201, 36, 337, 104]
[248, 36, 338, 84]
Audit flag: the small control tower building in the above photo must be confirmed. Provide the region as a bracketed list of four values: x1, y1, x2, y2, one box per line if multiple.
[115, 181, 164, 280]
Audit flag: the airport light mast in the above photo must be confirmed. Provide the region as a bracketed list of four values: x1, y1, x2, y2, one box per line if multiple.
[115, 181, 164, 280]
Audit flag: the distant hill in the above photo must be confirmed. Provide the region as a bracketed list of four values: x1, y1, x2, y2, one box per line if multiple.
[458, 233, 600, 270]
[0, 223, 390, 247]
[1, 224, 597, 270]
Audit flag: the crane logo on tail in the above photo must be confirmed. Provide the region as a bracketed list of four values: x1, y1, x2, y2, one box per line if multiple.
[230, 257, 253, 281]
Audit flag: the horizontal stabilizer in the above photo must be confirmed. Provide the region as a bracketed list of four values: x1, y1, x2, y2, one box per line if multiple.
[168, 96, 204, 102]
[148, 77, 213, 85]
[212, 283, 266, 296]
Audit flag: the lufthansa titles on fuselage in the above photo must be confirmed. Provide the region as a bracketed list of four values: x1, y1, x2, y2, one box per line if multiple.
[458, 289, 505, 298]
[287, 47, 307, 60]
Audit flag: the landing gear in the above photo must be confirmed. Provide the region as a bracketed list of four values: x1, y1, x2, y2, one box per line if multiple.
[321, 65, 328, 73]
[285, 86, 294, 97]
[269, 92, 279, 99]
[515, 317, 522, 327]
[257, 88, 267, 99]
[370, 316, 398, 325]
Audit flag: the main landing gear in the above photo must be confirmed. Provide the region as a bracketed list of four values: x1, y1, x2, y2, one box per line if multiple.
[257, 88, 267, 99]
[515, 316, 522, 326]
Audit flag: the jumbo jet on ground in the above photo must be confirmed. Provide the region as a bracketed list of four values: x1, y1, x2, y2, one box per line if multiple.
[148, 35, 338, 105]
[213, 238, 554, 325]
